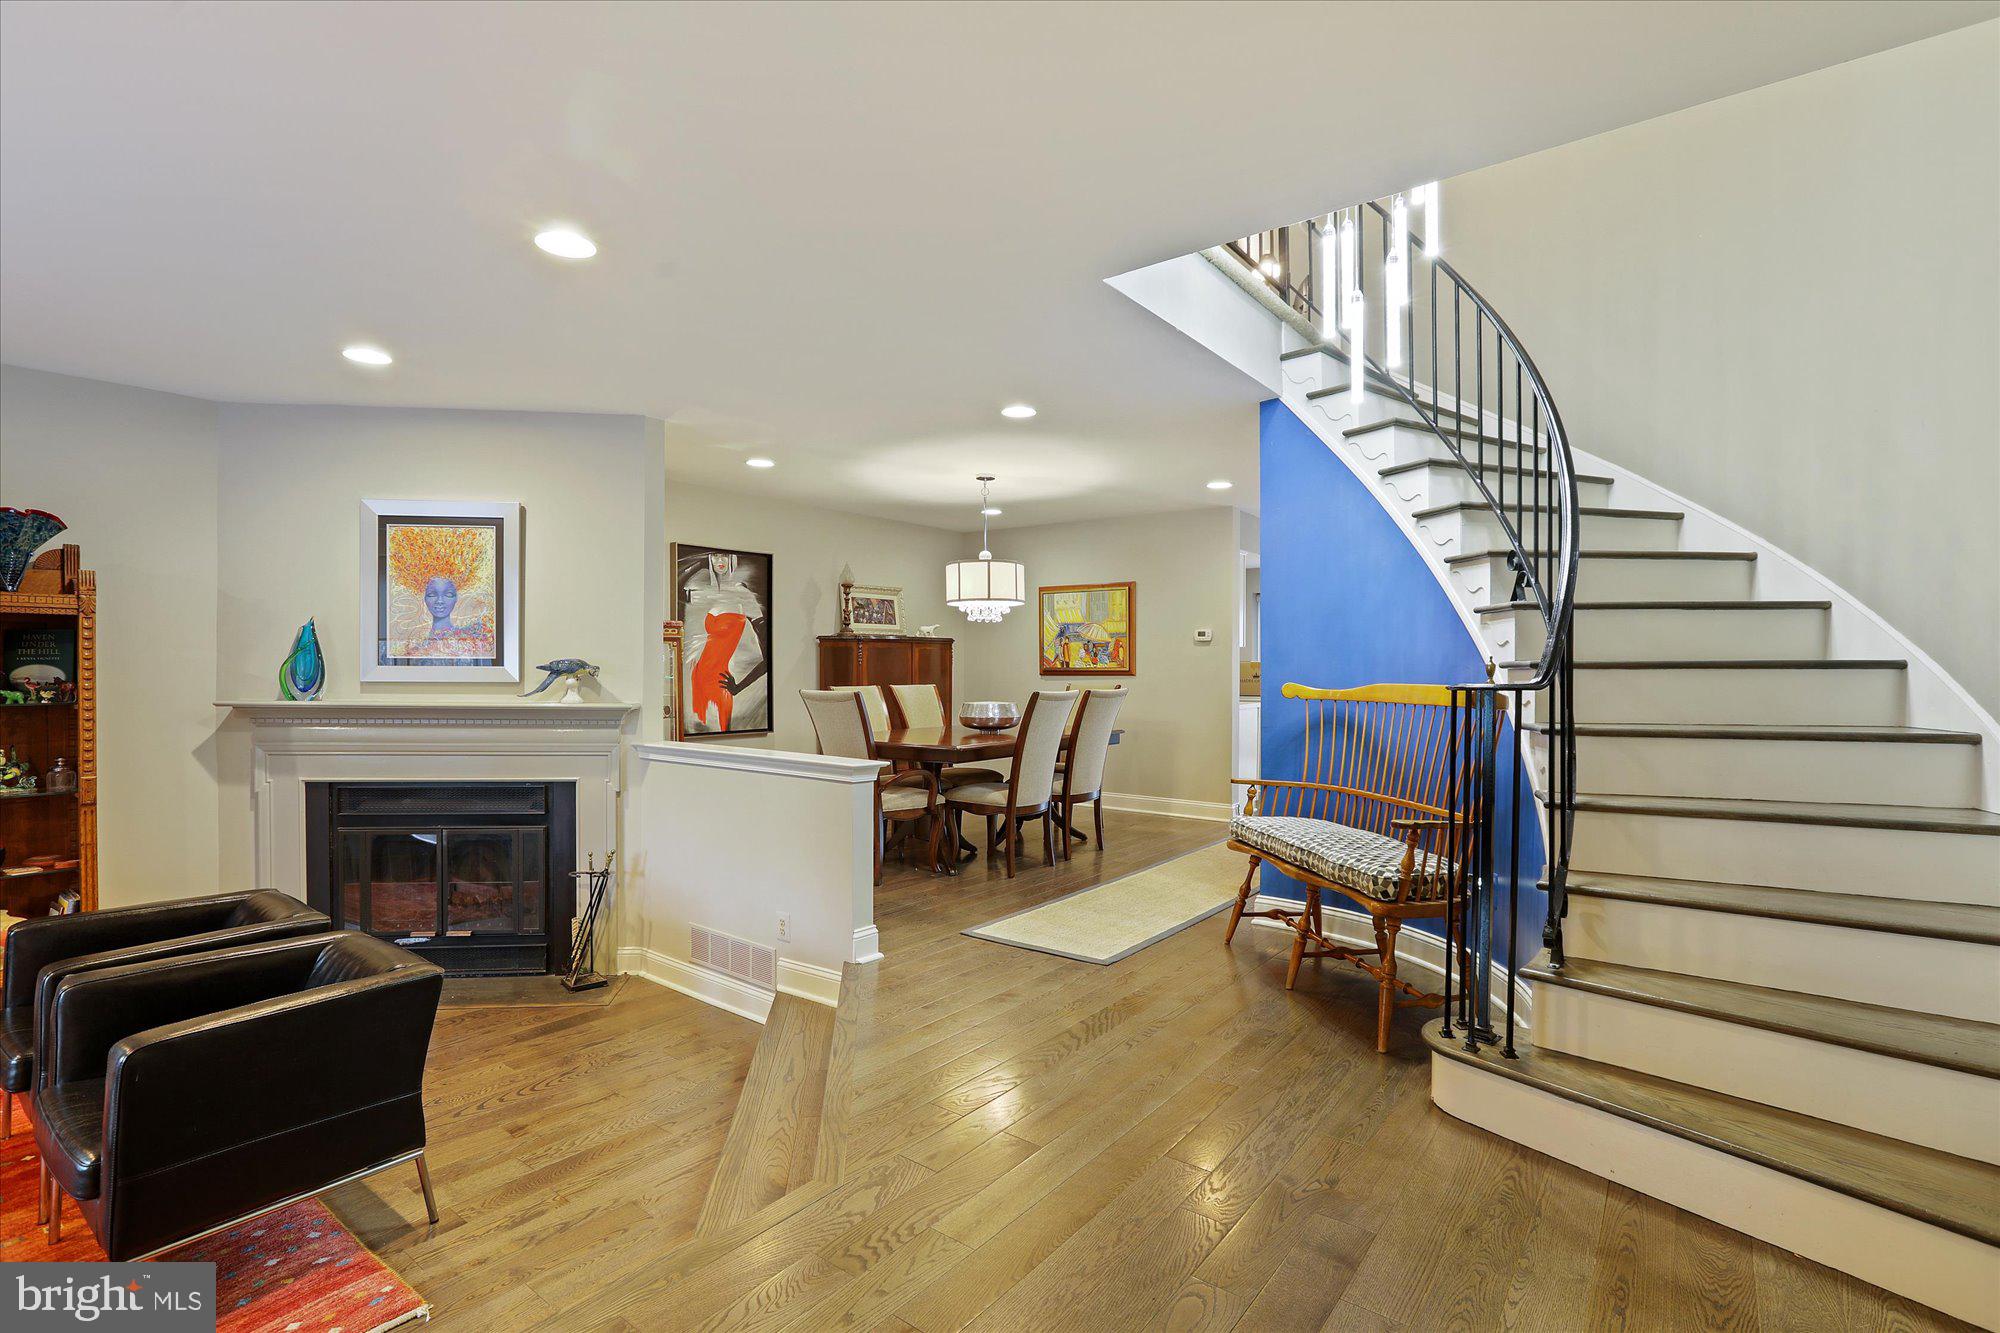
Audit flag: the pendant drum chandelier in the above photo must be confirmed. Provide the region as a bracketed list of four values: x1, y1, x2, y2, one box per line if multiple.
[945, 475, 1025, 623]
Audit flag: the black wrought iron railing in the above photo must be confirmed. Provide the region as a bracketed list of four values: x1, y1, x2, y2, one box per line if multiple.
[1214, 196, 1579, 1059]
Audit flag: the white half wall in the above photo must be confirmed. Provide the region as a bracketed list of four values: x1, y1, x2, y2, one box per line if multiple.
[618, 741, 878, 1020]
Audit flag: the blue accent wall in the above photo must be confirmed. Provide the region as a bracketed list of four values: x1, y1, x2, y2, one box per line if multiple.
[1258, 398, 1546, 955]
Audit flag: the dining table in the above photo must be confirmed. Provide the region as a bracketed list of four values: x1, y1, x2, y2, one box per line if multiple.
[874, 722, 1124, 868]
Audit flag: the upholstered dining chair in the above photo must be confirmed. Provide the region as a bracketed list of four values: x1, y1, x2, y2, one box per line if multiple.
[1055, 687, 1129, 858]
[943, 690, 1078, 878]
[802, 689, 942, 882]
[889, 683, 1006, 789]
[840, 684, 893, 739]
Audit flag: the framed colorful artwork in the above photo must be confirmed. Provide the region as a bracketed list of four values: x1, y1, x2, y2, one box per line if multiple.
[847, 584, 904, 635]
[359, 499, 521, 683]
[1038, 581, 1136, 676]
[674, 543, 774, 738]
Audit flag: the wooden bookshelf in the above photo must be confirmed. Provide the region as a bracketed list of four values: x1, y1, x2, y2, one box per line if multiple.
[0, 544, 96, 916]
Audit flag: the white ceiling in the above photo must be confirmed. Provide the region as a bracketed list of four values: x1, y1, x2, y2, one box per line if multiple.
[3, 1, 1990, 530]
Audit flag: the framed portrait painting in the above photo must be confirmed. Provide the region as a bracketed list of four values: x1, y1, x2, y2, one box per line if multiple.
[674, 543, 774, 738]
[360, 499, 522, 683]
[1038, 581, 1136, 676]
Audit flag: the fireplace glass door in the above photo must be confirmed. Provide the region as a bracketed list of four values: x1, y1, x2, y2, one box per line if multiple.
[311, 782, 573, 976]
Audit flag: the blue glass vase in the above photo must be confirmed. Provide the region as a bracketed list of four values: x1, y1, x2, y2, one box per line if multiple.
[0, 507, 67, 593]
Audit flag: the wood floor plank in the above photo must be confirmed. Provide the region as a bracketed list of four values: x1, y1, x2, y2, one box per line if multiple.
[699, 993, 840, 1234]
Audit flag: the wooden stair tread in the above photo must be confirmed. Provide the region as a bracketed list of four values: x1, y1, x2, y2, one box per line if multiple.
[1525, 722, 1981, 744]
[694, 991, 840, 1235]
[1450, 547, 1755, 565]
[1480, 598, 1830, 613]
[1422, 1019, 2000, 1245]
[1563, 792, 2000, 835]
[1522, 955, 2000, 1078]
[1417, 501, 1679, 522]
[1377, 458, 1609, 484]
[1561, 870, 2000, 945]
[1346, 418, 1547, 451]
[1308, 386, 1476, 420]
[1502, 658, 1906, 671]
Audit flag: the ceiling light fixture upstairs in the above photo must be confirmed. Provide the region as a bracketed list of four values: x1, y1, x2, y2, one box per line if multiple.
[745, 457, 776, 469]
[1206, 480, 1233, 491]
[342, 345, 393, 366]
[1000, 403, 1036, 420]
[534, 227, 598, 259]
[946, 475, 1025, 624]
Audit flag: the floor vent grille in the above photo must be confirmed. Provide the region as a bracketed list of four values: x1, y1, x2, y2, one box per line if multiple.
[691, 924, 775, 988]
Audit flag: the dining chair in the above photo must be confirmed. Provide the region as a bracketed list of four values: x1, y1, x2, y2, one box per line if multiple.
[802, 689, 941, 883]
[943, 690, 1078, 878]
[889, 682, 1006, 789]
[840, 684, 893, 738]
[1055, 687, 1129, 858]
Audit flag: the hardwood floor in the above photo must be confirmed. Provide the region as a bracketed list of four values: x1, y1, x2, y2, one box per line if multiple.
[332, 811, 1970, 1331]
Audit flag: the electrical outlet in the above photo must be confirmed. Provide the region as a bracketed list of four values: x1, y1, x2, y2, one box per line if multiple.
[776, 912, 791, 942]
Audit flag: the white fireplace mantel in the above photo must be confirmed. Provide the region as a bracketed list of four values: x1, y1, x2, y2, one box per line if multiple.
[219, 699, 635, 900]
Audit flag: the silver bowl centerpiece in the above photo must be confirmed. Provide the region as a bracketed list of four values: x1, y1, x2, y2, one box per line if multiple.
[958, 700, 1020, 731]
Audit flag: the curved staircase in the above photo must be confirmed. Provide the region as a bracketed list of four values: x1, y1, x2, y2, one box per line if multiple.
[1192, 208, 2000, 1327]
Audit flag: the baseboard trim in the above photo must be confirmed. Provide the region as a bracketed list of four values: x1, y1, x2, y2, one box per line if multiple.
[1101, 791, 1231, 822]
[851, 925, 882, 966]
[1431, 1054, 1999, 1328]
[617, 946, 772, 1023]
[1247, 893, 1532, 1024]
[777, 958, 843, 1008]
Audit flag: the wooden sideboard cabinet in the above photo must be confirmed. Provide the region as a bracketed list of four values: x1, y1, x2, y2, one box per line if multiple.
[816, 635, 954, 719]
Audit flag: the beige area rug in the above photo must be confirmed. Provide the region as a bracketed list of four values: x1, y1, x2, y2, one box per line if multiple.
[964, 840, 1246, 964]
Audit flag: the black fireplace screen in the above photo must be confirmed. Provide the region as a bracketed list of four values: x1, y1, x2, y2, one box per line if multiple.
[306, 782, 574, 976]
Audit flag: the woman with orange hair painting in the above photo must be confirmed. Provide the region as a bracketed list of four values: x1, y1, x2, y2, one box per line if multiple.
[385, 520, 499, 662]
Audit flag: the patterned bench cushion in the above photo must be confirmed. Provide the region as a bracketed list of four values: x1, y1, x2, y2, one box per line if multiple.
[1228, 814, 1452, 903]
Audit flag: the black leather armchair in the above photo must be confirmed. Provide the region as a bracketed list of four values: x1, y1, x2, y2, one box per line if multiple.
[2, 891, 328, 1136]
[36, 930, 443, 1259]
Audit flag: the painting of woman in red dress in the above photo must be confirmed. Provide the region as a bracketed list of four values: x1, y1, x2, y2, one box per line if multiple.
[675, 544, 773, 736]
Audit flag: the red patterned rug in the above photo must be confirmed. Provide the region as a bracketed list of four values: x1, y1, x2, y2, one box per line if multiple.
[2, 1111, 428, 1332]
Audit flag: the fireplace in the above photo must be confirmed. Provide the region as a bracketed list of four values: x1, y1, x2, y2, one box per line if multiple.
[305, 781, 576, 976]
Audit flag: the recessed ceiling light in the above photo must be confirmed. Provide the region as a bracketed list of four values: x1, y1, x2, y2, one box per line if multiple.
[1206, 479, 1234, 490]
[1000, 403, 1037, 420]
[981, 506, 1002, 516]
[534, 227, 598, 259]
[745, 457, 776, 469]
[342, 345, 393, 366]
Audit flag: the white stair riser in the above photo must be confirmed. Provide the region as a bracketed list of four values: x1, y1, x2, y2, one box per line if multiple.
[1501, 606, 1828, 662]
[1430, 1058, 2000, 1329]
[1570, 811, 2000, 905]
[1532, 983, 2000, 1163]
[1564, 894, 2000, 1022]
[1384, 466, 1613, 511]
[1431, 508, 1680, 556]
[1534, 733, 1981, 807]
[1518, 668, 1909, 726]
[1459, 555, 1753, 604]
